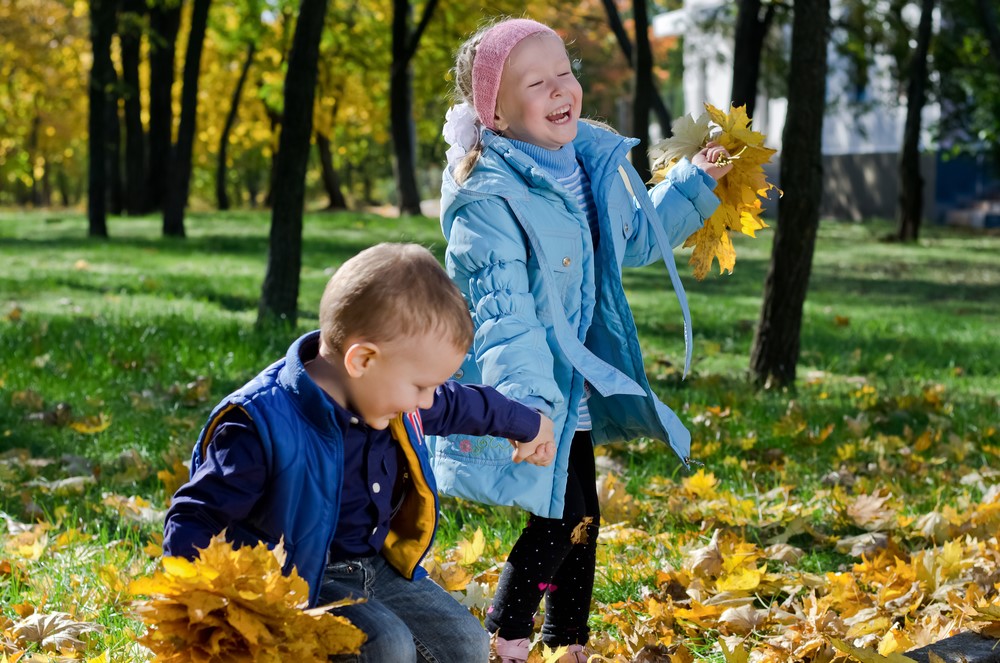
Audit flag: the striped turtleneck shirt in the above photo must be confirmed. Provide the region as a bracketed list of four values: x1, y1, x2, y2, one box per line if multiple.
[509, 138, 596, 431]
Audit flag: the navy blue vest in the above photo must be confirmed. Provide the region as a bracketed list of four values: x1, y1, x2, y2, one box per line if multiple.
[190, 331, 438, 607]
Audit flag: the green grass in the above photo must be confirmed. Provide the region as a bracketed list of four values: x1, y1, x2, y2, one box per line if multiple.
[1, 210, 998, 660]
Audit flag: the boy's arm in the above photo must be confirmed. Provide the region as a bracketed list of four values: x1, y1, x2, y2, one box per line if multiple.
[163, 413, 266, 559]
[420, 381, 541, 442]
[422, 382, 555, 466]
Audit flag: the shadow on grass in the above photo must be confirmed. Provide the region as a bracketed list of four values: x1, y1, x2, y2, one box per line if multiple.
[624, 255, 998, 309]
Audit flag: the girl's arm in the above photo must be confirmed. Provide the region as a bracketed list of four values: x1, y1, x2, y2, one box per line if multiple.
[619, 158, 720, 268]
[444, 199, 563, 416]
[648, 158, 720, 248]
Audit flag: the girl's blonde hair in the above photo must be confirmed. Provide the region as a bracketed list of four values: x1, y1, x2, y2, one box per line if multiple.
[451, 24, 490, 184]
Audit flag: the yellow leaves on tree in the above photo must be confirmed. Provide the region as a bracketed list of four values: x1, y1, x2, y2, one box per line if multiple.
[129, 534, 365, 662]
[650, 104, 778, 280]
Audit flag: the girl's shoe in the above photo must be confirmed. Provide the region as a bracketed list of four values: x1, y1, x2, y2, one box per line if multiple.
[556, 643, 590, 662]
[490, 634, 530, 663]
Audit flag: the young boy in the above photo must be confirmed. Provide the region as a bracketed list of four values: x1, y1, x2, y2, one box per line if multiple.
[163, 243, 555, 663]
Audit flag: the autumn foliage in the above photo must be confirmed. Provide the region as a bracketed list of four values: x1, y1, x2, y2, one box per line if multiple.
[650, 104, 779, 280]
[129, 534, 364, 662]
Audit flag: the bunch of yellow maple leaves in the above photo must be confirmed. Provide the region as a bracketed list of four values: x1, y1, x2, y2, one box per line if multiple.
[650, 103, 779, 280]
[129, 534, 364, 662]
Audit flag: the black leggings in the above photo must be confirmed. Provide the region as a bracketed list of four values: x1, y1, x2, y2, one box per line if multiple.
[485, 431, 600, 647]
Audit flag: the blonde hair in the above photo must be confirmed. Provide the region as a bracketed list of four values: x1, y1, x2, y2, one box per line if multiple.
[319, 243, 473, 353]
[451, 23, 490, 184]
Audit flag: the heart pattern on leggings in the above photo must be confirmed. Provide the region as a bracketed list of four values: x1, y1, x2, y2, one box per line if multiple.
[537, 582, 558, 592]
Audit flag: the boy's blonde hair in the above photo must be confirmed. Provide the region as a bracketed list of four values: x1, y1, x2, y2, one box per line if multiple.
[319, 243, 473, 353]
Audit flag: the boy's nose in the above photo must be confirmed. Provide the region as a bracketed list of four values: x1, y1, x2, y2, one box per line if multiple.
[416, 391, 435, 410]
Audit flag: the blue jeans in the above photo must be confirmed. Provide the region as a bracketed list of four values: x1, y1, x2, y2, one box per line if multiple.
[319, 555, 490, 663]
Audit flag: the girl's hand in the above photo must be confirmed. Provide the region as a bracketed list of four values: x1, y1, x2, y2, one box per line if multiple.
[692, 141, 734, 181]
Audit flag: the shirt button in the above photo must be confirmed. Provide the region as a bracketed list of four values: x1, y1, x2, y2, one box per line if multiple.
[372, 482, 381, 494]
[623, 223, 631, 234]
[372, 526, 378, 535]
[562, 257, 571, 267]
[349, 416, 359, 425]
[453, 369, 464, 379]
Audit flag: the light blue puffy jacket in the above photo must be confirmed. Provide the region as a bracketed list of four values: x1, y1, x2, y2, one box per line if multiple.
[428, 121, 720, 519]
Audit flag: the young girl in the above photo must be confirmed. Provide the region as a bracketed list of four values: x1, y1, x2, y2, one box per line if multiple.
[432, 18, 732, 662]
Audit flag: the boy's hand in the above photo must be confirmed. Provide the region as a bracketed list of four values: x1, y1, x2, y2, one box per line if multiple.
[510, 414, 555, 466]
[691, 141, 734, 181]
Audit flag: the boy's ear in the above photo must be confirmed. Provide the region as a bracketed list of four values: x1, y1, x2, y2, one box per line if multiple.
[494, 112, 507, 132]
[343, 342, 379, 378]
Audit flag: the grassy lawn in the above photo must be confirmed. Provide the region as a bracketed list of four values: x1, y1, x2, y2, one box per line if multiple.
[1, 210, 998, 661]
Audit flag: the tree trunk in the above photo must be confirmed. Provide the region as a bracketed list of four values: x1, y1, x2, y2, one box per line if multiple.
[895, 0, 935, 242]
[631, 0, 653, 183]
[976, 0, 1000, 72]
[731, 0, 777, 119]
[263, 110, 281, 208]
[107, 82, 124, 216]
[749, 0, 830, 388]
[217, 41, 256, 211]
[57, 167, 72, 207]
[389, 0, 438, 216]
[258, 0, 330, 326]
[599, 0, 672, 133]
[28, 113, 41, 206]
[145, 2, 181, 213]
[120, 0, 147, 215]
[163, 0, 212, 237]
[88, 0, 116, 237]
[316, 131, 348, 210]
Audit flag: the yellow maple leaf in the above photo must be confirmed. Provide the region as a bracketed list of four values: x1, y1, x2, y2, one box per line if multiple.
[650, 103, 778, 280]
[715, 565, 764, 592]
[719, 638, 752, 663]
[831, 638, 919, 662]
[682, 468, 718, 500]
[68, 412, 111, 434]
[130, 533, 365, 660]
[457, 528, 486, 565]
[157, 457, 190, 500]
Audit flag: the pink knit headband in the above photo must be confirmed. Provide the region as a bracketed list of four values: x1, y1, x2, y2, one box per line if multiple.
[472, 19, 558, 131]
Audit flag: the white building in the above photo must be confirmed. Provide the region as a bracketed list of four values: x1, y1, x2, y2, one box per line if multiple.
[652, 0, 997, 225]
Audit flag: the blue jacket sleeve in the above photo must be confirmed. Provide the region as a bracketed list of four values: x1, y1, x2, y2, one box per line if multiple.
[624, 158, 720, 267]
[162, 415, 266, 559]
[445, 198, 563, 416]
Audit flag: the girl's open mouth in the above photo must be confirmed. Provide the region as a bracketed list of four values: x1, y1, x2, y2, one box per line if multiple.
[547, 106, 572, 124]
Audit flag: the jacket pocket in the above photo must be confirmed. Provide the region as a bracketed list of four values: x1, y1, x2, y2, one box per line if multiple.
[538, 225, 582, 289]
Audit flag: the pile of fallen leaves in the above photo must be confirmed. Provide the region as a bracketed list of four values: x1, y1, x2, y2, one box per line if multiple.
[428, 384, 1000, 662]
[650, 103, 778, 280]
[129, 534, 365, 662]
[2, 376, 998, 662]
